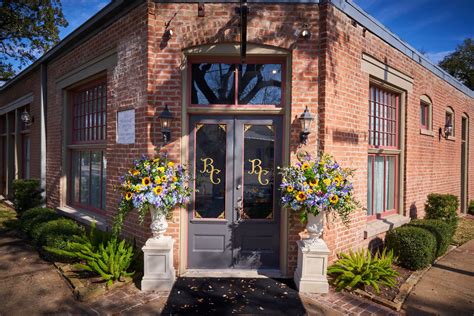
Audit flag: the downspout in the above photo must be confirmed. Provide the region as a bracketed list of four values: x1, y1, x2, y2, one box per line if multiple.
[40, 63, 47, 203]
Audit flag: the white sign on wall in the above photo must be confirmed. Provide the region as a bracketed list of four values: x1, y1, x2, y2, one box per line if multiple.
[116, 109, 135, 144]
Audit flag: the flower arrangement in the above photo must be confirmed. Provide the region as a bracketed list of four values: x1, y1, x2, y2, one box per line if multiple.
[112, 155, 192, 235]
[279, 153, 358, 224]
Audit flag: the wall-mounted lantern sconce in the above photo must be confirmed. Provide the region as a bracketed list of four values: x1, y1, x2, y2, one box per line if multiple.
[158, 104, 173, 144]
[20, 109, 33, 127]
[299, 106, 314, 145]
[299, 24, 311, 39]
[439, 121, 453, 140]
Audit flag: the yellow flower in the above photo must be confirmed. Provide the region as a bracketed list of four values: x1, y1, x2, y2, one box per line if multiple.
[167, 161, 175, 168]
[125, 192, 133, 201]
[135, 184, 143, 191]
[309, 179, 319, 187]
[142, 177, 151, 186]
[153, 186, 163, 195]
[303, 182, 308, 187]
[161, 175, 168, 182]
[307, 189, 314, 194]
[154, 177, 162, 185]
[153, 158, 160, 163]
[301, 162, 311, 171]
[334, 175, 343, 186]
[287, 186, 294, 193]
[172, 176, 178, 182]
[157, 167, 165, 173]
[323, 178, 331, 187]
[130, 169, 140, 176]
[329, 195, 339, 204]
[296, 191, 307, 202]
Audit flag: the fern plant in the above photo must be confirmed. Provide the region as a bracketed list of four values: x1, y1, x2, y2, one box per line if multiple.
[44, 222, 135, 286]
[327, 248, 398, 293]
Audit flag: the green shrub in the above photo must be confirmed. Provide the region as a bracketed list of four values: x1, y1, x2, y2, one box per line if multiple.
[20, 208, 60, 235]
[327, 248, 398, 293]
[20, 207, 55, 223]
[385, 226, 437, 270]
[408, 219, 452, 258]
[31, 218, 84, 245]
[425, 193, 459, 229]
[12, 179, 43, 213]
[468, 200, 474, 215]
[45, 223, 134, 285]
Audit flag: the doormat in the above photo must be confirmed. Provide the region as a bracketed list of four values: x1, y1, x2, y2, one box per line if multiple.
[161, 277, 306, 315]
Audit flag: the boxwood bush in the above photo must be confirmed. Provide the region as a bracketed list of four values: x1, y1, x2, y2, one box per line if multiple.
[425, 193, 459, 229]
[468, 200, 474, 215]
[12, 179, 43, 214]
[20, 208, 60, 235]
[31, 218, 84, 246]
[385, 226, 437, 270]
[407, 219, 452, 258]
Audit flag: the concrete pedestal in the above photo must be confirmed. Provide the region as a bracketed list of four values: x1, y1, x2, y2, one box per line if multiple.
[294, 239, 330, 293]
[141, 236, 176, 291]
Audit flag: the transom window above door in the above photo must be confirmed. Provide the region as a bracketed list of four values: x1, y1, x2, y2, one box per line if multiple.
[190, 58, 284, 107]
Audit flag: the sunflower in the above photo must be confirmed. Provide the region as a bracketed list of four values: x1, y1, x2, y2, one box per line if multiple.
[296, 191, 306, 202]
[125, 192, 133, 201]
[153, 186, 163, 195]
[142, 177, 151, 186]
[329, 195, 339, 204]
[167, 161, 175, 168]
[161, 175, 168, 182]
[334, 175, 343, 186]
[153, 158, 160, 163]
[157, 167, 165, 173]
[301, 162, 311, 171]
[286, 185, 294, 193]
[172, 176, 178, 182]
[309, 179, 319, 187]
[323, 178, 331, 187]
[154, 177, 162, 185]
[307, 189, 314, 194]
[130, 169, 140, 176]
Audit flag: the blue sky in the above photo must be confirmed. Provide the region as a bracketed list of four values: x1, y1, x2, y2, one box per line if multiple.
[353, 0, 474, 63]
[5, 0, 474, 77]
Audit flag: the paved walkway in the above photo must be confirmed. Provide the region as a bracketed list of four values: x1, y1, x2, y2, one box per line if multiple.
[0, 227, 399, 315]
[403, 239, 474, 316]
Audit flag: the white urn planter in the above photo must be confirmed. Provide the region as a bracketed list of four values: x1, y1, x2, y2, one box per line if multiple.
[141, 207, 176, 291]
[294, 210, 330, 294]
[150, 210, 168, 240]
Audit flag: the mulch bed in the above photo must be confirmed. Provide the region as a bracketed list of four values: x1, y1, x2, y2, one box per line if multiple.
[364, 265, 413, 301]
[162, 277, 306, 315]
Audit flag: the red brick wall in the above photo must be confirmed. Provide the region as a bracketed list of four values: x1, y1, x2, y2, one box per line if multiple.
[45, 3, 150, 245]
[147, 2, 320, 273]
[0, 69, 42, 181]
[320, 3, 474, 260]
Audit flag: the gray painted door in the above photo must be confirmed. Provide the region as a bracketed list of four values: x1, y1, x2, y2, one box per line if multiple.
[188, 115, 282, 269]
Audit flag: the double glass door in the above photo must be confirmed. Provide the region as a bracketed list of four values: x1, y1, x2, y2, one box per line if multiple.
[188, 116, 282, 269]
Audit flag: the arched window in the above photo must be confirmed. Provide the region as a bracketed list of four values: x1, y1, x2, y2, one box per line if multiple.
[445, 107, 455, 138]
[420, 95, 432, 131]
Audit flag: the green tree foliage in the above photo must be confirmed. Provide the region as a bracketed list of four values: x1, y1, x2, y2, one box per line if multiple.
[0, 0, 68, 81]
[439, 38, 474, 90]
[327, 248, 398, 293]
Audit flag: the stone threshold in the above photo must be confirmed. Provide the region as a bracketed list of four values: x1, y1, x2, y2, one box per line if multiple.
[182, 269, 285, 279]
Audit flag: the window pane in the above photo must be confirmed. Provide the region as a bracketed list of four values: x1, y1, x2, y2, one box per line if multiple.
[243, 125, 275, 219]
[367, 156, 373, 215]
[191, 63, 235, 104]
[238, 64, 282, 105]
[385, 156, 396, 211]
[368, 85, 399, 148]
[71, 151, 81, 204]
[373, 156, 385, 214]
[420, 104, 427, 126]
[194, 124, 227, 219]
[22, 135, 30, 179]
[90, 151, 102, 209]
[80, 151, 90, 205]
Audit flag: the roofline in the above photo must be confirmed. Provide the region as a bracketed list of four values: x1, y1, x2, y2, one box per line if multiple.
[2, 0, 473, 98]
[330, 0, 473, 98]
[0, 0, 145, 91]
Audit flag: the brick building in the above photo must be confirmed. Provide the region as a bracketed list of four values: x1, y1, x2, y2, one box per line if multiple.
[0, 0, 473, 277]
